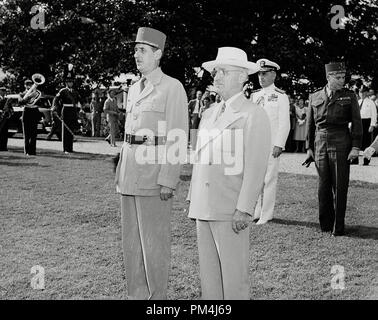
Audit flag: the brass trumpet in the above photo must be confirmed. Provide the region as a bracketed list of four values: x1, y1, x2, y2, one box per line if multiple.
[22, 73, 45, 106]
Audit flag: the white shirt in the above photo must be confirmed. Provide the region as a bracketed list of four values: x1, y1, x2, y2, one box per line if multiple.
[193, 99, 201, 114]
[359, 98, 377, 126]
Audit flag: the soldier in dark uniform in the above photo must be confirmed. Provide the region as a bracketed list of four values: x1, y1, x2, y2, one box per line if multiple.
[0, 86, 13, 151]
[52, 67, 81, 154]
[304, 62, 362, 237]
[20, 79, 42, 156]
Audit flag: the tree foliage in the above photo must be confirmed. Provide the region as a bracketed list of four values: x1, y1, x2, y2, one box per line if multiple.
[0, 0, 377, 97]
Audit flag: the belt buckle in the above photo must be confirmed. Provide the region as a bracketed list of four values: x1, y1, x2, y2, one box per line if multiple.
[144, 135, 153, 146]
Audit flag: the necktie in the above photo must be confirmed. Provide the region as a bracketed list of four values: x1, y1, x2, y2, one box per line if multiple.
[216, 102, 226, 120]
[140, 77, 146, 93]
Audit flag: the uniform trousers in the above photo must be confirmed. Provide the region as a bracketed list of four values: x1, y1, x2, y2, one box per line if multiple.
[62, 106, 76, 152]
[314, 128, 351, 233]
[121, 195, 172, 300]
[254, 154, 280, 223]
[22, 107, 40, 155]
[0, 119, 9, 150]
[196, 219, 250, 300]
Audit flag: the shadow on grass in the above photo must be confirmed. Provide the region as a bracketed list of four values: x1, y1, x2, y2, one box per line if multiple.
[272, 218, 378, 240]
[8, 147, 112, 161]
[0, 160, 50, 167]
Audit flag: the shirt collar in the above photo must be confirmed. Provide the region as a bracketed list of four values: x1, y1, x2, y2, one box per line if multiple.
[144, 67, 164, 86]
[262, 83, 275, 93]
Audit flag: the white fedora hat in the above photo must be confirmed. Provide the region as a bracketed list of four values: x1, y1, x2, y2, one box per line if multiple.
[202, 47, 259, 75]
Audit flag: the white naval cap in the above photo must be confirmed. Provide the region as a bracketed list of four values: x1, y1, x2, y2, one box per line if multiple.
[256, 58, 280, 71]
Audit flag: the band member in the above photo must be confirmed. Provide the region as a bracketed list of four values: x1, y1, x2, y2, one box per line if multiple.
[52, 65, 81, 154]
[304, 62, 362, 237]
[187, 47, 271, 299]
[0, 87, 13, 151]
[114, 27, 188, 299]
[20, 79, 42, 156]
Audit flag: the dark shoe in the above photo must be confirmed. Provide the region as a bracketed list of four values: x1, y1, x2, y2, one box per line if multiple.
[105, 137, 111, 145]
[350, 158, 359, 165]
[253, 218, 259, 223]
[331, 231, 345, 237]
[363, 158, 370, 166]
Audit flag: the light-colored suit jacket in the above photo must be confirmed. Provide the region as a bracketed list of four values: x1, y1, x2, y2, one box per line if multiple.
[115, 67, 188, 196]
[187, 92, 271, 220]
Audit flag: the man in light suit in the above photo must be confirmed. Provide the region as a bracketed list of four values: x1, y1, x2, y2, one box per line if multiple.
[114, 27, 188, 299]
[252, 59, 290, 225]
[187, 47, 271, 299]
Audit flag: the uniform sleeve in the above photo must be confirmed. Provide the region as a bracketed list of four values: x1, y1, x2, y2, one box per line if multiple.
[275, 94, 291, 148]
[157, 80, 189, 189]
[236, 106, 271, 214]
[52, 90, 62, 113]
[305, 95, 315, 151]
[350, 92, 363, 148]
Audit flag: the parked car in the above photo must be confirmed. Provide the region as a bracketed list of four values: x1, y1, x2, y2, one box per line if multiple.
[5, 93, 55, 136]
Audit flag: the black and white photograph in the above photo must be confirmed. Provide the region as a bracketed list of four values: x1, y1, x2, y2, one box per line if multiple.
[0, 0, 377, 306]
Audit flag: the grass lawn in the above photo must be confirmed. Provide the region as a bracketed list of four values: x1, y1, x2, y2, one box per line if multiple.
[0, 147, 377, 300]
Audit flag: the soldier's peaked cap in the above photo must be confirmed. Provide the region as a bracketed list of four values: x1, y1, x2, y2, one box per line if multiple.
[325, 62, 346, 74]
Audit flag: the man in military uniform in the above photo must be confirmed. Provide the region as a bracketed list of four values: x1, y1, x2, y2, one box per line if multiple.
[114, 27, 188, 299]
[20, 79, 42, 156]
[304, 62, 362, 237]
[0, 86, 13, 151]
[52, 66, 81, 154]
[252, 59, 290, 225]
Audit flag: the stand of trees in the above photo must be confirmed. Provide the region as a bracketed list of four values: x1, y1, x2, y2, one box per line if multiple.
[0, 0, 377, 97]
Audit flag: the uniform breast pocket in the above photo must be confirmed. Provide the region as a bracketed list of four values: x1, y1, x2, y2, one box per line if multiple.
[311, 100, 324, 120]
[333, 100, 351, 121]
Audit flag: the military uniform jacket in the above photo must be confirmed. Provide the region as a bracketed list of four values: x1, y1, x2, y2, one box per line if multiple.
[115, 67, 189, 196]
[52, 87, 81, 115]
[252, 84, 290, 148]
[305, 87, 362, 151]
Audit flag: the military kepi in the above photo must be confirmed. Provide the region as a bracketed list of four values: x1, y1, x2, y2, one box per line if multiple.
[135, 27, 166, 52]
[325, 62, 346, 74]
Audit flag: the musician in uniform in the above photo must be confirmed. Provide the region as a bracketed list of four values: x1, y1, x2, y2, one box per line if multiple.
[252, 59, 290, 225]
[52, 66, 81, 154]
[20, 79, 42, 156]
[304, 62, 362, 237]
[0, 86, 13, 151]
[114, 27, 188, 299]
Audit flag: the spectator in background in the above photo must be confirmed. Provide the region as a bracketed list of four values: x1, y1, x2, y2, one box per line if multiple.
[293, 96, 307, 152]
[103, 88, 120, 147]
[209, 94, 216, 108]
[369, 90, 378, 143]
[90, 93, 103, 137]
[358, 86, 377, 165]
[285, 94, 296, 152]
[199, 96, 211, 119]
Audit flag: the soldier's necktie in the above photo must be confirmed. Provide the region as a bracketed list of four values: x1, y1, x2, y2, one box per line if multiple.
[140, 77, 146, 93]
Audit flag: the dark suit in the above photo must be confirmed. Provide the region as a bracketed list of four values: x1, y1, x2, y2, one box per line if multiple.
[306, 87, 362, 234]
[52, 87, 81, 152]
[188, 99, 202, 129]
[0, 97, 12, 151]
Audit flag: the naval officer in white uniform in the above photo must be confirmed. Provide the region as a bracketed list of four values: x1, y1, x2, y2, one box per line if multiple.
[252, 59, 290, 225]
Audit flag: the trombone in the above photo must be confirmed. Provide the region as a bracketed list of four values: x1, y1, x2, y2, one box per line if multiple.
[22, 73, 45, 106]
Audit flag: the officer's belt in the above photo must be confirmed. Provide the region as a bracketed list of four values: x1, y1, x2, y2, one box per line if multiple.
[125, 133, 166, 145]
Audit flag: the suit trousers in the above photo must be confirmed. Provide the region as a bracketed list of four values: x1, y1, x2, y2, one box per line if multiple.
[120, 195, 172, 300]
[196, 219, 250, 300]
[0, 119, 9, 150]
[361, 118, 373, 150]
[22, 107, 40, 155]
[314, 129, 351, 233]
[62, 106, 76, 152]
[91, 112, 101, 137]
[254, 155, 280, 223]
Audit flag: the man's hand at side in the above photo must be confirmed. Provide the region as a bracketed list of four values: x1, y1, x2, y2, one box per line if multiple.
[232, 209, 252, 234]
[160, 186, 174, 201]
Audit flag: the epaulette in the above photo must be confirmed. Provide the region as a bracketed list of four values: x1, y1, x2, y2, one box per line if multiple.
[251, 89, 262, 93]
[311, 87, 323, 94]
[274, 87, 285, 94]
